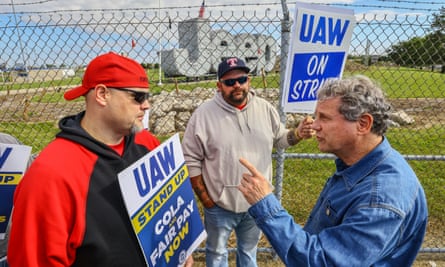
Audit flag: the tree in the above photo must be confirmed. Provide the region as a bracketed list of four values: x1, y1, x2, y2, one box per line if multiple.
[430, 7, 445, 72]
[431, 7, 444, 34]
[386, 8, 444, 70]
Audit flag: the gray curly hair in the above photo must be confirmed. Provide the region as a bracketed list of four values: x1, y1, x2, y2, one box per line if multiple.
[317, 75, 392, 135]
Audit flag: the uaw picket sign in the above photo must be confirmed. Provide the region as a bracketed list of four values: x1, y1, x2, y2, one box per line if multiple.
[118, 133, 206, 267]
[0, 144, 31, 239]
[282, 2, 356, 113]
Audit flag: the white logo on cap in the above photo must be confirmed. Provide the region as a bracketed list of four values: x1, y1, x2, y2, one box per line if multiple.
[227, 58, 238, 67]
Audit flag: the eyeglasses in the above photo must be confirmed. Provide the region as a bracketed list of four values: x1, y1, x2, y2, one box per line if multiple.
[109, 88, 151, 104]
[220, 76, 248, 87]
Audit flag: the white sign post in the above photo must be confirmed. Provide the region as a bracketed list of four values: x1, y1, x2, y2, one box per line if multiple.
[282, 2, 356, 114]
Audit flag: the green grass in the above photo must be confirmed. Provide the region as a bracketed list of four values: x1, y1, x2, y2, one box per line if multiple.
[0, 122, 59, 153]
[0, 76, 82, 92]
[345, 66, 445, 98]
[386, 125, 445, 155]
[285, 126, 445, 155]
[2, 66, 443, 99]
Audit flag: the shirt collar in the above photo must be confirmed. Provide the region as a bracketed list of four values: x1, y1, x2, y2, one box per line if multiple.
[334, 137, 391, 190]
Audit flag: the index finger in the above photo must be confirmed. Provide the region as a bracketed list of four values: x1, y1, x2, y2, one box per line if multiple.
[239, 157, 261, 176]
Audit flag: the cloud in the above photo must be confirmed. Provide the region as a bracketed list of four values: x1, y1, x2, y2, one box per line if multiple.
[2, 0, 355, 13]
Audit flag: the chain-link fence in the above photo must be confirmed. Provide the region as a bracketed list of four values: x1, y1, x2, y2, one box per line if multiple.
[1, 2, 444, 264]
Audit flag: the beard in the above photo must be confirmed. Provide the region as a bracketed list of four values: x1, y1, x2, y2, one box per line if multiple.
[223, 89, 248, 106]
[130, 120, 144, 134]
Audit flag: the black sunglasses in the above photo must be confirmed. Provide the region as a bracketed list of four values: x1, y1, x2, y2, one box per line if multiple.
[220, 76, 248, 87]
[110, 88, 151, 104]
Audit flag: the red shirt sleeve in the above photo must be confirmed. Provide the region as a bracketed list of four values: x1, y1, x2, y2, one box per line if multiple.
[8, 139, 95, 267]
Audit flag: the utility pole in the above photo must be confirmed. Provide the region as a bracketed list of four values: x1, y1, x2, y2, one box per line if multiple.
[11, 0, 28, 74]
[157, 0, 163, 85]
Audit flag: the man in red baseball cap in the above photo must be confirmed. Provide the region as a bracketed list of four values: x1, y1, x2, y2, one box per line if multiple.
[8, 52, 193, 267]
[63, 52, 150, 101]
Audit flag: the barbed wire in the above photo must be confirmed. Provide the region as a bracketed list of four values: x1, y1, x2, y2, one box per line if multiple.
[327, 3, 437, 12]
[0, 0, 54, 6]
[0, 1, 440, 14]
[1, 0, 443, 8]
[377, 0, 443, 4]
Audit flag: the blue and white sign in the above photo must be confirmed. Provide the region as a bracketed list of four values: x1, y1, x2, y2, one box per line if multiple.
[282, 2, 356, 113]
[118, 134, 206, 267]
[0, 144, 31, 239]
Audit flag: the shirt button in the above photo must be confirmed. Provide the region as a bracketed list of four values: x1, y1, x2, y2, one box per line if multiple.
[326, 209, 330, 216]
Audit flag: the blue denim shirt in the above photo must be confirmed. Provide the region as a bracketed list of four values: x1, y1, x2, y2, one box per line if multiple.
[249, 138, 428, 266]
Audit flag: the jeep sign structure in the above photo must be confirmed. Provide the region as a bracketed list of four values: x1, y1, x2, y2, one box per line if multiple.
[161, 18, 277, 77]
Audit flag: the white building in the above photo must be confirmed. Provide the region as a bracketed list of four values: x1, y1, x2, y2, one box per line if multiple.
[161, 18, 277, 77]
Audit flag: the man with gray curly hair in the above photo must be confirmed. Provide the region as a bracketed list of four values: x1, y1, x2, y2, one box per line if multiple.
[237, 75, 428, 266]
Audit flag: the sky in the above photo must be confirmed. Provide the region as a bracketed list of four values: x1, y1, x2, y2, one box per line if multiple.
[0, 0, 442, 68]
[0, 0, 442, 17]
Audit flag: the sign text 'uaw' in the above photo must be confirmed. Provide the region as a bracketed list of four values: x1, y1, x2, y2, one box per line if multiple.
[282, 2, 356, 114]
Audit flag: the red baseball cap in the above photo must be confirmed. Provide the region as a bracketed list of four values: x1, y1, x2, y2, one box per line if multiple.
[64, 52, 149, 100]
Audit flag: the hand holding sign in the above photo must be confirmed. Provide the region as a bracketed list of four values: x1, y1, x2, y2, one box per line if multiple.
[295, 115, 315, 140]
